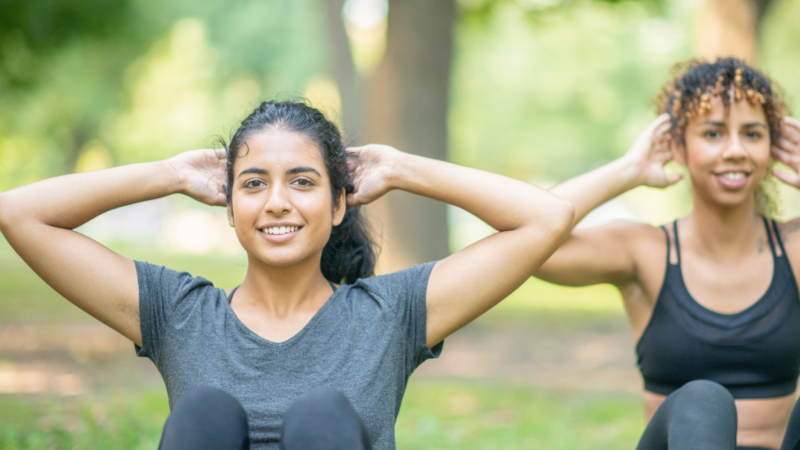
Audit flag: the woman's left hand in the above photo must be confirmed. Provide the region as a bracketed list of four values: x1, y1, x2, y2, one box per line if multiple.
[346, 144, 404, 206]
[772, 117, 800, 188]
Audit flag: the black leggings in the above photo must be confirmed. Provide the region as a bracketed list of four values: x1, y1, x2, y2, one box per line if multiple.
[157, 386, 373, 450]
[637, 380, 800, 450]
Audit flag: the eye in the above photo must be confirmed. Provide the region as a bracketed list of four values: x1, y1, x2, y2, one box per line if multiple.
[292, 178, 315, 187]
[704, 130, 722, 139]
[244, 179, 265, 188]
[744, 130, 763, 139]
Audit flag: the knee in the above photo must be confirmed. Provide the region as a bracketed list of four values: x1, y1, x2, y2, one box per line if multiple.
[174, 386, 247, 421]
[675, 380, 733, 406]
[161, 386, 249, 450]
[671, 380, 736, 422]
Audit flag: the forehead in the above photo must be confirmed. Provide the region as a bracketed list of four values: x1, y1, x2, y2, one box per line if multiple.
[701, 94, 767, 123]
[235, 128, 325, 173]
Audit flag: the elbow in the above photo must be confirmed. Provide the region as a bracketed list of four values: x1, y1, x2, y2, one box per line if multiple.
[0, 192, 22, 234]
[0, 193, 9, 232]
[549, 197, 575, 242]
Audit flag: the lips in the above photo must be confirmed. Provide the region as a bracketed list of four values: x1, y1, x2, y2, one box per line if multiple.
[257, 225, 303, 242]
[713, 171, 750, 190]
[261, 226, 300, 235]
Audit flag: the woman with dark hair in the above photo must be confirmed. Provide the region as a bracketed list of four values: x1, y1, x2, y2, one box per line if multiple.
[0, 100, 574, 449]
[534, 58, 800, 449]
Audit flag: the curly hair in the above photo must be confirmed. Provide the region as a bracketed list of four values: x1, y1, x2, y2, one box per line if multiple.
[654, 57, 791, 216]
[655, 57, 789, 148]
[221, 100, 377, 284]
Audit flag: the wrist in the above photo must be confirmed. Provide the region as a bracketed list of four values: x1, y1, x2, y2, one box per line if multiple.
[386, 151, 415, 191]
[614, 156, 647, 191]
[160, 159, 186, 195]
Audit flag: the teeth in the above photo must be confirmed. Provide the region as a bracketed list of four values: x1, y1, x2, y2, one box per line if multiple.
[262, 226, 299, 235]
[721, 172, 745, 181]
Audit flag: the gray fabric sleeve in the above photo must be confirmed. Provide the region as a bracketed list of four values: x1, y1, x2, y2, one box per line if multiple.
[358, 261, 442, 375]
[133, 261, 210, 364]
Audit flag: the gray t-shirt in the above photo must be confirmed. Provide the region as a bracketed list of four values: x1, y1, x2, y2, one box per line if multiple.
[134, 260, 442, 450]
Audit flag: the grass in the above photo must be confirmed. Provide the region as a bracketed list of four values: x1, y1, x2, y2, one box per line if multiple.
[0, 390, 168, 450]
[0, 380, 643, 450]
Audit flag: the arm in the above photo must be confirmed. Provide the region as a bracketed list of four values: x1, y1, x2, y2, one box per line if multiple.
[535, 114, 681, 287]
[0, 150, 226, 346]
[347, 145, 574, 348]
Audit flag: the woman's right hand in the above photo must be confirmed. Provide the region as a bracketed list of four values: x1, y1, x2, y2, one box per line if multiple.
[621, 114, 683, 189]
[167, 149, 227, 206]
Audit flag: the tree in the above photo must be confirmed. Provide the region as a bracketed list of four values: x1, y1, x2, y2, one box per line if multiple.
[697, 0, 773, 63]
[327, 0, 456, 272]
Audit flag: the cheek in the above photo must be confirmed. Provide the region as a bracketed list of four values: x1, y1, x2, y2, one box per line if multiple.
[293, 193, 335, 229]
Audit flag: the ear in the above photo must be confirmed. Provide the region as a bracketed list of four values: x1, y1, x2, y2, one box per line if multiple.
[332, 188, 347, 227]
[671, 140, 687, 166]
[227, 203, 235, 227]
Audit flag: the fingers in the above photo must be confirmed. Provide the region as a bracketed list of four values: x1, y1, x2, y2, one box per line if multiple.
[784, 116, 800, 133]
[665, 172, 683, 186]
[773, 170, 800, 188]
[782, 117, 800, 145]
[214, 148, 226, 159]
[772, 145, 800, 171]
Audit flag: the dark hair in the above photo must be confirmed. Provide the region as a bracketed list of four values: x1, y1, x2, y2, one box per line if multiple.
[655, 57, 791, 216]
[655, 57, 789, 148]
[222, 100, 377, 284]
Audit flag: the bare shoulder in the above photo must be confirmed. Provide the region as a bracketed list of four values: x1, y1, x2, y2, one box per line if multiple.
[774, 218, 800, 257]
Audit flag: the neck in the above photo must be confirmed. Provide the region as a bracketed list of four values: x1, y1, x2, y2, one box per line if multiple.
[238, 253, 332, 318]
[684, 191, 761, 259]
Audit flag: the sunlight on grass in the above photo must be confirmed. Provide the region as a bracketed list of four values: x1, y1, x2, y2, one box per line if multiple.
[397, 379, 643, 450]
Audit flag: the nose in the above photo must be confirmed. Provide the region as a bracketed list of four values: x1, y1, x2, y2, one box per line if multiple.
[264, 184, 292, 215]
[722, 133, 748, 160]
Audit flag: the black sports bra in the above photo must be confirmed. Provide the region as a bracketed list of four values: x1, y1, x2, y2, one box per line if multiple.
[636, 218, 800, 399]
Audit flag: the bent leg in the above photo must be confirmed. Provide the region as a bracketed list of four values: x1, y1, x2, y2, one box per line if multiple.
[280, 387, 372, 450]
[780, 396, 800, 450]
[637, 380, 737, 450]
[159, 386, 249, 450]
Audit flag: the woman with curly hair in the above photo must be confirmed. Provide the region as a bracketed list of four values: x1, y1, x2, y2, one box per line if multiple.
[534, 57, 800, 449]
[0, 100, 574, 449]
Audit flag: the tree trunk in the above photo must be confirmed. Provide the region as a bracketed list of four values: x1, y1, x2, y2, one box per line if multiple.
[364, 0, 455, 272]
[324, 0, 364, 142]
[697, 0, 773, 64]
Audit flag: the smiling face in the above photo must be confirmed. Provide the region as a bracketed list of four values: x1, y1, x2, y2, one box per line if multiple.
[227, 128, 346, 268]
[676, 94, 772, 209]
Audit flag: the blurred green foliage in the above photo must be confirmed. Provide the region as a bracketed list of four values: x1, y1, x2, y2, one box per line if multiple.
[0, 0, 327, 191]
[1, 0, 798, 192]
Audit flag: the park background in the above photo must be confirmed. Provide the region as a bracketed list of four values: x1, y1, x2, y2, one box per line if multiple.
[1, 0, 800, 448]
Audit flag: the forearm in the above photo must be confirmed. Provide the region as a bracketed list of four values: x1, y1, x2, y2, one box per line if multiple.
[0, 160, 180, 231]
[550, 156, 641, 226]
[391, 153, 573, 232]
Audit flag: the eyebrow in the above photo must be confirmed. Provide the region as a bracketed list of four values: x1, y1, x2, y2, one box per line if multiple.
[287, 166, 322, 177]
[237, 166, 322, 178]
[237, 167, 267, 178]
[699, 120, 767, 129]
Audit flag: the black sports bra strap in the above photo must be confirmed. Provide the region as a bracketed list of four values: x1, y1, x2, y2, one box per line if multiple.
[660, 225, 672, 266]
[227, 286, 240, 303]
[771, 220, 787, 257]
[761, 217, 777, 258]
[672, 221, 682, 265]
